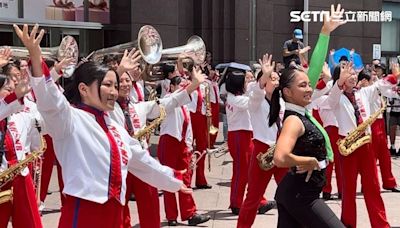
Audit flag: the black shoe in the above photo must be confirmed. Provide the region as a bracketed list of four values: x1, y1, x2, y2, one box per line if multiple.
[390, 148, 397, 156]
[258, 201, 276, 214]
[196, 184, 212, 189]
[168, 220, 178, 226]
[322, 192, 332, 200]
[383, 186, 400, 192]
[129, 193, 136, 201]
[188, 214, 210, 226]
[231, 207, 240, 215]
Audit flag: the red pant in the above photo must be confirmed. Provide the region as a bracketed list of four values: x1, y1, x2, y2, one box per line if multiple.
[210, 102, 220, 147]
[190, 112, 208, 186]
[122, 173, 160, 228]
[371, 118, 397, 189]
[227, 130, 253, 208]
[338, 137, 389, 228]
[237, 140, 287, 228]
[59, 195, 123, 228]
[40, 135, 65, 205]
[0, 175, 42, 228]
[158, 134, 197, 221]
[322, 126, 343, 195]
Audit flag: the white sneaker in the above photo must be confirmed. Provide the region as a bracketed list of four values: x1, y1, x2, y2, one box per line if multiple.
[38, 201, 45, 212]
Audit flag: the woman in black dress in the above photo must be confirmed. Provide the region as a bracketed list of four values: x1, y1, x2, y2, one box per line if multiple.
[270, 66, 345, 228]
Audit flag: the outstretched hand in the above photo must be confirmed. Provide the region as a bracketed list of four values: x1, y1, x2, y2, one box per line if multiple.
[321, 4, 347, 35]
[117, 48, 142, 74]
[191, 66, 206, 85]
[13, 24, 44, 57]
[0, 48, 12, 68]
[54, 57, 75, 73]
[337, 62, 354, 87]
[258, 53, 275, 78]
[13, 24, 45, 77]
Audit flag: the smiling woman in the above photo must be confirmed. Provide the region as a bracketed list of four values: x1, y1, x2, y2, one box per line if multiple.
[13, 23, 192, 228]
[64, 62, 119, 111]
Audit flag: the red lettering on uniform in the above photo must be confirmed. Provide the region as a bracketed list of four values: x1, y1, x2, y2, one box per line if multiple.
[109, 125, 129, 165]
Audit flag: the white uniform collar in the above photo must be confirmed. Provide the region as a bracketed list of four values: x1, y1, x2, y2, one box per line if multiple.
[285, 102, 306, 116]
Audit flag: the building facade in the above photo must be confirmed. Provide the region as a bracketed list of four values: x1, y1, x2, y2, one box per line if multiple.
[0, 0, 396, 67]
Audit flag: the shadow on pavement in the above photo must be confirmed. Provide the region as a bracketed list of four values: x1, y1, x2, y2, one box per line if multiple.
[41, 208, 61, 215]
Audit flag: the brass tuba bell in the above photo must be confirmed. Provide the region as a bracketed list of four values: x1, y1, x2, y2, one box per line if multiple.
[161, 35, 206, 65]
[1, 35, 79, 78]
[89, 25, 163, 65]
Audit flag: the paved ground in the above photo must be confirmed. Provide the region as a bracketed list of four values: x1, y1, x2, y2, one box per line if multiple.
[33, 123, 400, 227]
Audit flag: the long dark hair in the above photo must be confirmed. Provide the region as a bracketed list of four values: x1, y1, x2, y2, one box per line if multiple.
[269, 66, 303, 126]
[0, 74, 8, 89]
[0, 74, 9, 165]
[2, 63, 19, 76]
[225, 71, 245, 95]
[332, 65, 341, 86]
[64, 62, 118, 105]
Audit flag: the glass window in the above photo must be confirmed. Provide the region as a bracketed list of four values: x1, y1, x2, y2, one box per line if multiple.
[382, 19, 399, 52]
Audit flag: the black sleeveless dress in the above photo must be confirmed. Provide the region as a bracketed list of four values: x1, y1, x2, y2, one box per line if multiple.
[275, 110, 327, 204]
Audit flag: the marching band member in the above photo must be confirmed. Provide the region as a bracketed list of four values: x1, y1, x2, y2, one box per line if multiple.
[206, 66, 220, 148]
[237, 55, 287, 227]
[158, 75, 211, 226]
[110, 66, 160, 228]
[224, 69, 254, 214]
[187, 74, 210, 189]
[327, 62, 397, 228]
[126, 67, 145, 103]
[160, 64, 177, 98]
[37, 59, 71, 211]
[109, 66, 206, 227]
[0, 73, 43, 228]
[16, 24, 192, 228]
[368, 65, 400, 192]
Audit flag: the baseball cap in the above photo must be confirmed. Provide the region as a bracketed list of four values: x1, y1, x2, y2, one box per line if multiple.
[293, 29, 303, 39]
[375, 63, 386, 71]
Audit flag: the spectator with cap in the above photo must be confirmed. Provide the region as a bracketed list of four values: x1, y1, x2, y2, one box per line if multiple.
[282, 28, 305, 68]
[374, 62, 386, 79]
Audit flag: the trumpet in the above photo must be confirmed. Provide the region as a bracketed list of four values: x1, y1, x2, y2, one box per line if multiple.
[90, 25, 163, 65]
[1, 35, 79, 78]
[207, 142, 229, 158]
[189, 143, 228, 170]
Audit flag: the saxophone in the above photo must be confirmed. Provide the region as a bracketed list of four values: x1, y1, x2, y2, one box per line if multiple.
[0, 135, 47, 204]
[133, 103, 166, 140]
[257, 144, 276, 171]
[0, 188, 12, 204]
[337, 97, 386, 156]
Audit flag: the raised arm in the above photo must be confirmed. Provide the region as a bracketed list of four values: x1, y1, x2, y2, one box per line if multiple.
[308, 4, 346, 88]
[249, 53, 275, 110]
[14, 24, 74, 139]
[326, 62, 353, 109]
